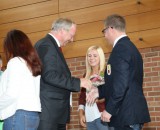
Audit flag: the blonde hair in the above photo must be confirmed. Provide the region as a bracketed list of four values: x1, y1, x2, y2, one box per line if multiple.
[85, 45, 106, 79]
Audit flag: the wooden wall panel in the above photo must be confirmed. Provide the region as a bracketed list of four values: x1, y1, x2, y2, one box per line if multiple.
[75, 21, 103, 41]
[0, 39, 3, 52]
[74, 10, 160, 41]
[126, 10, 160, 32]
[0, 52, 7, 68]
[0, 0, 160, 58]
[60, 0, 160, 24]
[1, 9, 160, 54]
[27, 31, 49, 44]
[0, 14, 59, 38]
[63, 28, 160, 58]
[128, 28, 160, 48]
[63, 37, 112, 58]
[0, 0, 58, 24]
[0, 30, 48, 52]
[0, 0, 47, 10]
[59, 0, 120, 12]
[1, 9, 160, 41]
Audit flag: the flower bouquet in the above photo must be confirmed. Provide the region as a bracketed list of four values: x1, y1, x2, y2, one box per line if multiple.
[90, 72, 105, 87]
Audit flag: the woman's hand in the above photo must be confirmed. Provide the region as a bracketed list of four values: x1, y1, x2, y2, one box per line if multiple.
[79, 109, 87, 127]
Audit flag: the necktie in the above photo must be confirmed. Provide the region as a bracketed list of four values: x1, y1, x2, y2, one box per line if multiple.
[59, 47, 62, 52]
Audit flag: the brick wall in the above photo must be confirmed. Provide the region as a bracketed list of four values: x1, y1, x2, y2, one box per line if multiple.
[66, 46, 160, 130]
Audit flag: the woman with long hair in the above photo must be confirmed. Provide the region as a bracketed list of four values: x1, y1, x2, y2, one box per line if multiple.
[79, 45, 113, 130]
[0, 29, 41, 130]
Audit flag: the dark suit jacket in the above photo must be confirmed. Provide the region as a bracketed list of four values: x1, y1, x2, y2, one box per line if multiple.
[35, 34, 80, 124]
[99, 36, 150, 127]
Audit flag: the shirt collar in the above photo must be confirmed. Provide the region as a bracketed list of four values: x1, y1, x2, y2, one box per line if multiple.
[48, 33, 61, 47]
[113, 34, 127, 48]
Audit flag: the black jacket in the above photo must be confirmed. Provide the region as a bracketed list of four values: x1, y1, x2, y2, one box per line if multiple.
[99, 36, 150, 127]
[35, 34, 80, 124]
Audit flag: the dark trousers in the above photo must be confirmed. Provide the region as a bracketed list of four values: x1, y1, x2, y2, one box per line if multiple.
[114, 124, 143, 130]
[38, 120, 66, 130]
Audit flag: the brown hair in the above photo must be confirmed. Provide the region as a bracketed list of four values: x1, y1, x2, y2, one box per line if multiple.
[104, 14, 126, 32]
[3, 29, 41, 76]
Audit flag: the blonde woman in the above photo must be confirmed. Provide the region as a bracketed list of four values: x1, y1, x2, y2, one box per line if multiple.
[79, 46, 113, 130]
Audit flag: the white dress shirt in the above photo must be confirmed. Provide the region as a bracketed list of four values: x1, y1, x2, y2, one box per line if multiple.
[113, 34, 127, 48]
[0, 57, 41, 120]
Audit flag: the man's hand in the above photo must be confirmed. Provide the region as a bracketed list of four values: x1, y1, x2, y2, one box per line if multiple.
[80, 78, 92, 91]
[101, 110, 112, 122]
[86, 86, 99, 105]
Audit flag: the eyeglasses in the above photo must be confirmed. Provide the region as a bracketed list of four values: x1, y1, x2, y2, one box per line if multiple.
[102, 26, 113, 34]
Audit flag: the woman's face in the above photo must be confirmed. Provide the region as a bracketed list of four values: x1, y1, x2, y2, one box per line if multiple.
[87, 49, 100, 67]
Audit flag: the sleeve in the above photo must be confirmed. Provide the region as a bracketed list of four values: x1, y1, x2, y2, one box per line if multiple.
[98, 84, 106, 99]
[0, 58, 23, 110]
[78, 88, 86, 110]
[36, 41, 80, 92]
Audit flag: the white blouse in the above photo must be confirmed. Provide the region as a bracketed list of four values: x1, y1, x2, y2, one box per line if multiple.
[0, 57, 41, 120]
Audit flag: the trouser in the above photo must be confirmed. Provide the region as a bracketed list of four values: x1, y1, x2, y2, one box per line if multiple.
[3, 109, 39, 130]
[38, 120, 66, 130]
[114, 124, 143, 130]
[87, 118, 114, 130]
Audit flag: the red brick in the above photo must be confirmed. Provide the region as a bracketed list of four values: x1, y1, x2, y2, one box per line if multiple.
[66, 46, 160, 130]
[144, 62, 158, 68]
[145, 52, 159, 57]
[145, 72, 158, 77]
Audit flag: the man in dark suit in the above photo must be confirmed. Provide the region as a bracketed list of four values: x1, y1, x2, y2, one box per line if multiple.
[87, 14, 150, 130]
[35, 18, 91, 130]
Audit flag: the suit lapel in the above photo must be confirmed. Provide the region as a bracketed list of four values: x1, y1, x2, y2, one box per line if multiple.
[46, 34, 70, 72]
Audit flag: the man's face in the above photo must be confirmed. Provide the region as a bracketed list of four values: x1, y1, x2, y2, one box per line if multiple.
[102, 26, 114, 45]
[61, 24, 76, 46]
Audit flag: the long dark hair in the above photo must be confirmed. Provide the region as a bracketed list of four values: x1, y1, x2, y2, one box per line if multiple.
[3, 29, 41, 76]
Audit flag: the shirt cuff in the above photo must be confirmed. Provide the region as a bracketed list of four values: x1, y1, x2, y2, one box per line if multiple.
[78, 105, 85, 111]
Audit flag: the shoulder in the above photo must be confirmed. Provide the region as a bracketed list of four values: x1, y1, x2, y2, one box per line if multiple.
[8, 57, 25, 64]
[7, 57, 26, 70]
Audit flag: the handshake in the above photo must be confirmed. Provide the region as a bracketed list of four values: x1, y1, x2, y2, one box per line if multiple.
[80, 78, 99, 105]
[80, 78, 112, 122]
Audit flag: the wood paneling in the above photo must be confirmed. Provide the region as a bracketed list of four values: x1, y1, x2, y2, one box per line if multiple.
[1, 5, 160, 41]
[0, 39, 3, 52]
[0, 0, 160, 59]
[0, 31, 48, 52]
[0, 0, 48, 10]
[75, 10, 160, 41]
[1, 10, 160, 55]
[63, 37, 112, 58]
[128, 28, 160, 48]
[0, 0, 58, 24]
[59, 0, 120, 12]
[60, 0, 160, 24]
[63, 28, 160, 58]
[0, 53, 7, 66]
[126, 10, 160, 32]
[0, 14, 59, 38]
